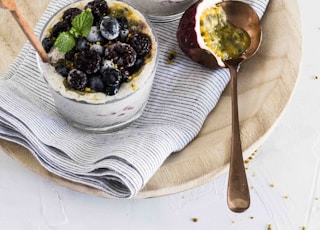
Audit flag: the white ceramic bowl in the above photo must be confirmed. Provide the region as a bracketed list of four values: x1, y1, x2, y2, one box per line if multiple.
[121, 0, 198, 21]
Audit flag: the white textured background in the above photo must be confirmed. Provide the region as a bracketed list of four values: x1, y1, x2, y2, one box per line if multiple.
[1, 0, 319, 229]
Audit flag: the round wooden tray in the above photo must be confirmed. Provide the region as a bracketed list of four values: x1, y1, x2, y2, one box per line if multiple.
[0, 0, 301, 198]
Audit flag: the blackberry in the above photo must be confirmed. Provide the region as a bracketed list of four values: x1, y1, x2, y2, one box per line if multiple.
[101, 68, 122, 96]
[51, 20, 71, 38]
[65, 48, 77, 61]
[67, 69, 88, 91]
[120, 69, 130, 82]
[105, 85, 119, 96]
[74, 50, 101, 74]
[129, 33, 152, 57]
[41, 37, 54, 53]
[101, 68, 122, 87]
[100, 16, 120, 40]
[85, 0, 109, 24]
[87, 76, 105, 92]
[105, 42, 137, 68]
[62, 7, 82, 23]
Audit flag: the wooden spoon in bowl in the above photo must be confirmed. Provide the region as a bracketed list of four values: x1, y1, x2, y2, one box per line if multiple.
[0, 0, 48, 62]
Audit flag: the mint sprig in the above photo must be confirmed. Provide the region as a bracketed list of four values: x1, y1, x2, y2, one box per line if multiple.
[54, 9, 94, 53]
[71, 9, 94, 38]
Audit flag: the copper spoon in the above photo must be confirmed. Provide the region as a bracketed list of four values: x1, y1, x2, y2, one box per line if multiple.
[0, 0, 48, 62]
[218, 1, 262, 213]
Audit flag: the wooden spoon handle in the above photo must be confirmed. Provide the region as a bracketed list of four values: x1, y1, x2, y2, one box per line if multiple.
[0, 0, 48, 62]
[10, 8, 48, 62]
[0, 0, 16, 10]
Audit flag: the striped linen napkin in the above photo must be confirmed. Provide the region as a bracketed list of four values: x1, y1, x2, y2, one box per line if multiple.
[0, 0, 269, 198]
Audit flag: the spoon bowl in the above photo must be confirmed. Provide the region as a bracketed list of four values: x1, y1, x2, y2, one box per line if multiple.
[218, 1, 262, 66]
[218, 1, 262, 212]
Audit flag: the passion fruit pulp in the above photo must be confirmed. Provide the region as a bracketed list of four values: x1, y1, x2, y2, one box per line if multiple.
[176, 0, 251, 69]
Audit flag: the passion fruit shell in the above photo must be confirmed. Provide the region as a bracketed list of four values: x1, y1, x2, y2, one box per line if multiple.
[177, 0, 251, 69]
[177, 0, 220, 68]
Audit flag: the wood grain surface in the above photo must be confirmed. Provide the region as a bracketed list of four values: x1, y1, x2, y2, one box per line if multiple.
[0, 0, 302, 198]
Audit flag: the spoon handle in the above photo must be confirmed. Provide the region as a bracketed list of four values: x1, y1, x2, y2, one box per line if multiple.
[1, 0, 48, 62]
[227, 64, 250, 213]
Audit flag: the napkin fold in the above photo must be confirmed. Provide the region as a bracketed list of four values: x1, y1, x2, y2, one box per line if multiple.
[0, 0, 269, 198]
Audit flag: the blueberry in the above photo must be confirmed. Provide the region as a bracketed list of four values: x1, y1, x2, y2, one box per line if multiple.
[119, 29, 129, 42]
[116, 16, 129, 29]
[100, 59, 114, 73]
[129, 33, 152, 57]
[100, 16, 120, 40]
[76, 37, 90, 51]
[129, 58, 144, 74]
[55, 62, 69, 77]
[86, 26, 104, 42]
[90, 44, 104, 56]
[105, 42, 137, 68]
[67, 69, 88, 91]
[74, 50, 101, 74]
[87, 76, 105, 92]
[41, 37, 54, 53]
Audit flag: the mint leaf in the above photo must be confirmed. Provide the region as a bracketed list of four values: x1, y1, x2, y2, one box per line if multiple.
[54, 32, 76, 53]
[72, 9, 94, 38]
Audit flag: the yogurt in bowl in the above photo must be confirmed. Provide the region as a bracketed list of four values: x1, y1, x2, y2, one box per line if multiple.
[38, 0, 158, 132]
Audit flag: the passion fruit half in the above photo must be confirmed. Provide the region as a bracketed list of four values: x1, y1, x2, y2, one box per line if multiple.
[177, 0, 251, 69]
